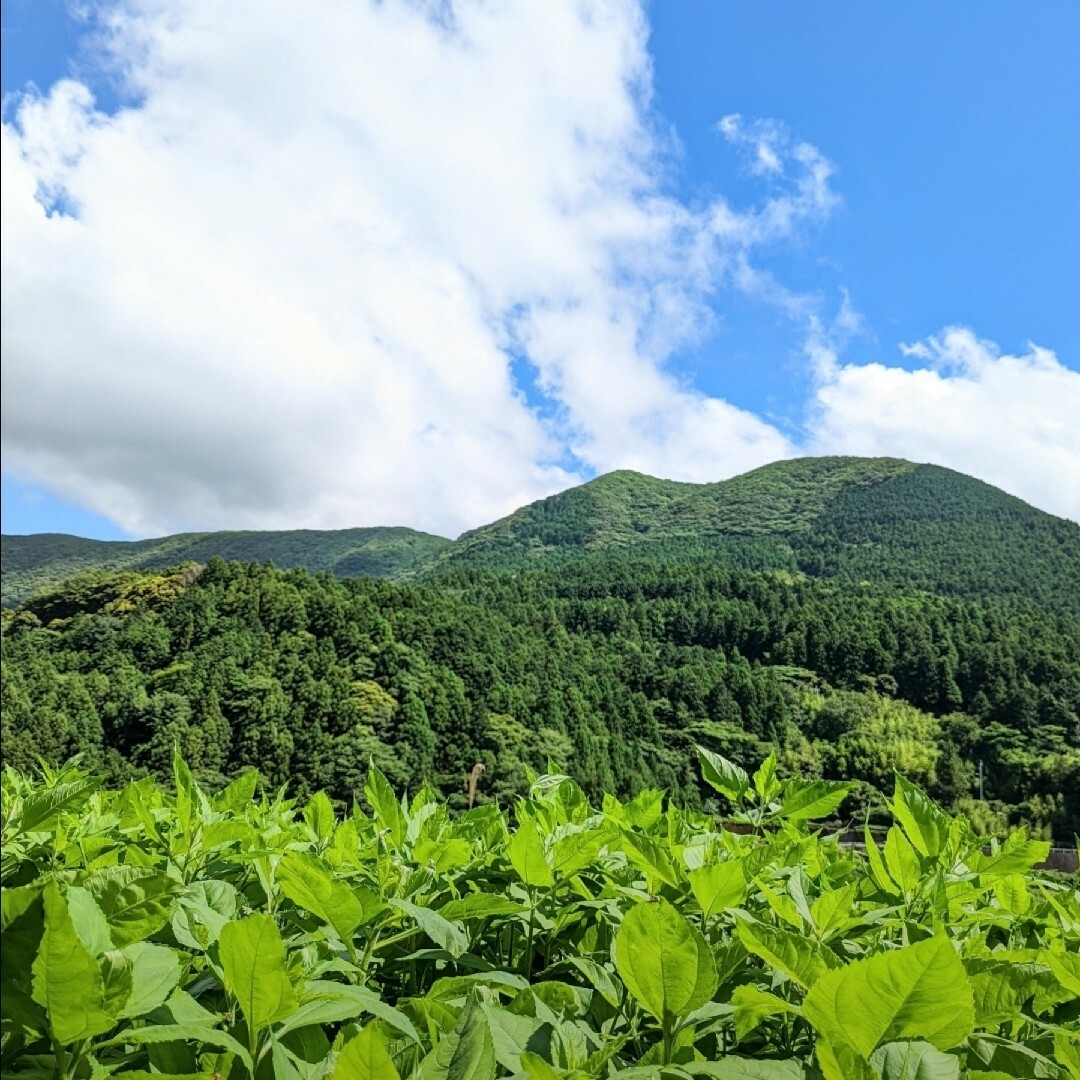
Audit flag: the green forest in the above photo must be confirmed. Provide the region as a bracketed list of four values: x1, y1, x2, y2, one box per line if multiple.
[3, 555, 1077, 840]
[3, 457, 1078, 841]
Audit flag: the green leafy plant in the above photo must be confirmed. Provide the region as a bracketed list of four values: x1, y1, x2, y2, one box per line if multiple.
[1, 749, 1076, 1079]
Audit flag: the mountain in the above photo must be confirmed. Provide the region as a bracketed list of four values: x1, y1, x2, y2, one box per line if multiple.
[4, 456, 1078, 612]
[3, 456, 1078, 839]
[438, 457, 1080, 613]
[0, 526, 451, 609]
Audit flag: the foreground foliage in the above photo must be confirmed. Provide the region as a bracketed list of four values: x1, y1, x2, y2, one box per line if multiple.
[2, 751, 1078, 1079]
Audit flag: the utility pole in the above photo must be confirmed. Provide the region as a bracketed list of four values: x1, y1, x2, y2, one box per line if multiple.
[978, 759, 984, 801]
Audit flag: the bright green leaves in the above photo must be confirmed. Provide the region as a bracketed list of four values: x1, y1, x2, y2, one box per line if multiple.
[696, 745, 853, 825]
[696, 746, 750, 805]
[219, 913, 298, 1035]
[731, 984, 801, 1041]
[26, 880, 180, 1045]
[31, 881, 114, 1044]
[390, 899, 469, 958]
[85, 866, 182, 946]
[868, 1041, 960, 1080]
[614, 899, 717, 1022]
[277, 851, 365, 941]
[4, 751, 1067, 1080]
[735, 917, 838, 989]
[775, 778, 855, 822]
[891, 776, 951, 859]
[804, 937, 974, 1060]
[507, 818, 555, 887]
[366, 763, 407, 850]
[417, 995, 496, 1080]
[118, 942, 181, 1018]
[332, 1024, 401, 1080]
[688, 860, 746, 918]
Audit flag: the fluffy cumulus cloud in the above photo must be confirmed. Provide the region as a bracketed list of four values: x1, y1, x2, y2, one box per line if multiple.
[810, 329, 1080, 521]
[2, 0, 1076, 535]
[1, 0, 806, 537]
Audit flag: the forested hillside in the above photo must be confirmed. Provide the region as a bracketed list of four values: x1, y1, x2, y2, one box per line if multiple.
[3, 557, 1077, 839]
[0, 525, 450, 608]
[6, 457, 1078, 612]
[439, 458, 1080, 613]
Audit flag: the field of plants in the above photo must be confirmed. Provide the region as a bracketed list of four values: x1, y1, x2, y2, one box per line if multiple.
[2, 749, 1078, 1080]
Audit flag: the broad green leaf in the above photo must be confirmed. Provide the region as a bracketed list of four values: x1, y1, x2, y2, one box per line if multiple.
[688, 860, 746, 919]
[171, 879, 237, 951]
[100, 947, 134, 1018]
[99, 1021, 253, 1073]
[365, 763, 407, 850]
[992, 874, 1031, 915]
[971, 835, 1052, 878]
[212, 768, 259, 813]
[417, 994, 496, 1080]
[735, 917, 838, 989]
[507, 819, 555, 888]
[626, 788, 665, 830]
[614, 899, 717, 1021]
[1, 882, 43, 930]
[332, 1023, 400, 1080]
[518, 1053, 564, 1080]
[753, 751, 781, 803]
[31, 881, 114, 1044]
[967, 1034, 1063, 1078]
[776, 779, 854, 822]
[390, 899, 468, 958]
[297, 981, 421, 1044]
[864, 826, 900, 897]
[1044, 950, 1080, 996]
[1054, 1032, 1080, 1078]
[620, 829, 682, 889]
[867, 1040, 960, 1080]
[731, 984, 801, 1041]
[803, 936, 974, 1056]
[480, 1002, 552, 1073]
[277, 850, 364, 940]
[86, 866, 182, 946]
[66, 885, 114, 955]
[438, 895, 525, 921]
[304, 789, 338, 841]
[810, 883, 857, 939]
[17, 778, 98, 833]
[684, 1059, 808, 1078]
[550, 827, 605, 877]
[219, 912, 298, 1032]
[201, 820, 257, 851]
[755, 878, 804, 930]
[414, 837, 474, 874]
[118, 942, 181, 1018]
[891, 776, 950, 858]
[695, 745, 749, 804]
[884, 826, 921, 896]
[568, 956, 621, 1007]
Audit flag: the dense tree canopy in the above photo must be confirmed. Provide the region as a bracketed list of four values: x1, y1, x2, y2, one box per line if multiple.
[3, 557, 1077, 840]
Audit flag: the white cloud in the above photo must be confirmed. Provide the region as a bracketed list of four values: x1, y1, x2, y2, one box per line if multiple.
[1, 0, 825, 538]
[810, 328, 1080, 521]
[3, 2, 1073, 537]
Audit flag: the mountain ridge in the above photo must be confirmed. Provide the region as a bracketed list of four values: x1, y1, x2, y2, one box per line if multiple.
[4, 456, 1078, 612]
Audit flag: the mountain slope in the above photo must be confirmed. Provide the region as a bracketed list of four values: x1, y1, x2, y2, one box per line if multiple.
[436, 457, 1080, 613]
[0, 526, 451, 608]
[4, 456, 1078, 613]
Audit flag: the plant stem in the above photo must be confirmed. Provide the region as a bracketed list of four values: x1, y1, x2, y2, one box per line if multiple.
[524, 886, 536, 977]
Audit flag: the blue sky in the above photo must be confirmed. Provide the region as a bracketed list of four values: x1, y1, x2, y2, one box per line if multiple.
[2, 1, 1078, 538]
